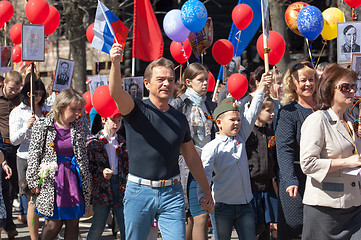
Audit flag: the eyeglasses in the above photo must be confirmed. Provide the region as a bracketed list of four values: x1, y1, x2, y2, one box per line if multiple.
[293, 62, 314, 71]
[335, 83, 357, 93]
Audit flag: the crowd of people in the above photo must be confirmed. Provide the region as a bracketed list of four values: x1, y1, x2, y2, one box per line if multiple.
[0, 43, 360, 240]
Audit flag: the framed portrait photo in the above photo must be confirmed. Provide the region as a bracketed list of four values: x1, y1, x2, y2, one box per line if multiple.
[88, 75, 108, 103]
[124, 76, 144, 100]
[351, 53, 361, 98]
[0, 46, 12, 74]
[53, 58, 74, 92]
[337, 22, 361, 63]
[22, 24, 45, 62]
[223, 57, 244, 83]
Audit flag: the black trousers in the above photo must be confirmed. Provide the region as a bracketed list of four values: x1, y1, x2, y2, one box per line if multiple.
[2, 143, 19, 232]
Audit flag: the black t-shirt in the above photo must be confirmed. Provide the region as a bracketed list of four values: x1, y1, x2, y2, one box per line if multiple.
[123, 98, 191, 180]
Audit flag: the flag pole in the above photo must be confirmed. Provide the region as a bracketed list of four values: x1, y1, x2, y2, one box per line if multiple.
[132, 58, 135, 76]
[99, 1, 119, 45]
[261, 0, 270, 73]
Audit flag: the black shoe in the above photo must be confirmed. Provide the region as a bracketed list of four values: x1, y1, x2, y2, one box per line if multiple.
[7, 229, 18, 239]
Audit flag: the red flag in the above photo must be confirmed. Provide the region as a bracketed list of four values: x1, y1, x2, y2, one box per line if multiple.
[133, 0, 164, 62]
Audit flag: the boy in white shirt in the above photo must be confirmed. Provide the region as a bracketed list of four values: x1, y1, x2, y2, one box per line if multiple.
[199, 73, 271, 240]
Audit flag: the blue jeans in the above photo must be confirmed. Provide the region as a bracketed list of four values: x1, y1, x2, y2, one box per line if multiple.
[87, 175, 125, 240]
[213, 202, 255, 240]
[123, 181, 186, 240]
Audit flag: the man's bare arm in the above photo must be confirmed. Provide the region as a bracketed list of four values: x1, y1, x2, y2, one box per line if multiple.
[109, 43, 134, 115]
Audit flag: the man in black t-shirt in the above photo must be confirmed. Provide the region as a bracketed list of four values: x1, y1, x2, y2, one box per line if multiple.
[109, 43, 214, 240]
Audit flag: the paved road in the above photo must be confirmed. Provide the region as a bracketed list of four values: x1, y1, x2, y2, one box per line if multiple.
[4, 205, 238, 239]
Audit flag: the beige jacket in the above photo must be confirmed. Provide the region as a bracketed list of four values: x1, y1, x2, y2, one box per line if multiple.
[300, 108, 361, 209]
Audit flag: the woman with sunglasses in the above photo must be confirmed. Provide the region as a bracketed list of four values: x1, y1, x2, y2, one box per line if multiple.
[9, 74, 49, 240]
[300, 64, 361, 239]
[275, 61, 317, 240]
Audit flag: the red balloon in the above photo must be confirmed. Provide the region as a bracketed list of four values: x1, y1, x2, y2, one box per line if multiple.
[86, 23, 95, 43]
[83, 91, 93, 114]
[256, 31, 286, 65]
[227, 73, 248, 99]
[25, 0, 49, 24]
[10, 23, 22, 45]
[207, 71, 215, 92]
[212, 39, 234, 65]
[44, 6, 60, 35]
[232, 4, 253, 30]
[170, 40, 192, 64]
[0, 1, 14, 22]
[345, 0, 361, 8]
[12, 46, 22, 63]
[92, 85, 120, 118]
[0, 19, 4, 29]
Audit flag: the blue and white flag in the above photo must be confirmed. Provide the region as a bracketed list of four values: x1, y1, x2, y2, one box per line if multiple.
[91, 1, 129, 54]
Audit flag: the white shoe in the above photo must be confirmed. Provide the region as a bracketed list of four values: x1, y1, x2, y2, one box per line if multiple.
[12, 199, 20, 208]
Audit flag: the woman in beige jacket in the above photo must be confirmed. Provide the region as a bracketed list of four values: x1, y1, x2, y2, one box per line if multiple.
[300, 64, 361, 239]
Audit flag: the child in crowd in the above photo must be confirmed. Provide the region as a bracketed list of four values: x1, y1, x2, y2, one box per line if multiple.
[86, 113, 128, 240]
[198, 73, 271, 240]
[246, 96, 278, 240]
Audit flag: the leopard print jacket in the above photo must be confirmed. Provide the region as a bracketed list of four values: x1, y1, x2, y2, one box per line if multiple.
[26, 112, 91, 217]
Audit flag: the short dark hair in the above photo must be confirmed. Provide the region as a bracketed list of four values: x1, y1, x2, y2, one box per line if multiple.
[343, 25, 356, 35]
[60, 61, 69, 67]
[316, 63, 357, 110]
[249, 66, 265, 93]
[21, 78, 46, 106]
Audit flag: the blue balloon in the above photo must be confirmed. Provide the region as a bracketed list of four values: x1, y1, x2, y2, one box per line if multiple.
[181, 0, 208, 33]
[297, 6, 324, 41]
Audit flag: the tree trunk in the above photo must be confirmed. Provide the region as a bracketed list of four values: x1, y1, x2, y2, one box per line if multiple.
[63, 1, 88, 93]
[269, 0, 291, 74]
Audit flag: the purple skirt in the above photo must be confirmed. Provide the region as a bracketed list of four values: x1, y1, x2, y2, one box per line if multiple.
[36, 155, 85, 219]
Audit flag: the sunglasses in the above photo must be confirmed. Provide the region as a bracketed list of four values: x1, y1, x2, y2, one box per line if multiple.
[28, 91, 44, 97]
[335, 83, 357, 93]
[293, 62, 314, 71]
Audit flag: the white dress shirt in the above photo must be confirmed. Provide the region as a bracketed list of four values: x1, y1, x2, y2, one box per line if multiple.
[104, 131, 118, 174]
[9, 102, 49, 159]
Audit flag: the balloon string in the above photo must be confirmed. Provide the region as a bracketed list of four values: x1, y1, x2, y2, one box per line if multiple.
[180, 42, 187, 61]
[315, 40, 327, 69]
[180, 64, 182, 83]
[234, 30, 242, 57]
[352, 8, 359, 21]
[305, 39, 314, 66]
[201, 53, 203, 65]
[195, 32, 200, 63]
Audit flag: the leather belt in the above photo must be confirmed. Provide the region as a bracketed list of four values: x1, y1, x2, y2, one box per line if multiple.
[2, 138, 11, 145]
[128, 174, 180, 188]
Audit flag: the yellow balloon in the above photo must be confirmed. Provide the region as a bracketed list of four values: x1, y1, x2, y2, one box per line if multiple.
[321, 7, 345, 41]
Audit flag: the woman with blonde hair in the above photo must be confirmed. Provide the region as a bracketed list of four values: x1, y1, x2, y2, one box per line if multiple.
[275, 61, 317, 240]
[26, 88, 91, 240]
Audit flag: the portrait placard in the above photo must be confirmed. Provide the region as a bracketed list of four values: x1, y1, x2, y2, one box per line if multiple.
[88, 75, 108, 103]
[351, 53, 361, 97]
[337, 22, 361, 63]
[124, 77, 144, 100]
[223, 57, 244, 83]
[0, 46, 12, 74]
[53, 58, 74, 92]
[22, 24, 45, 62]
